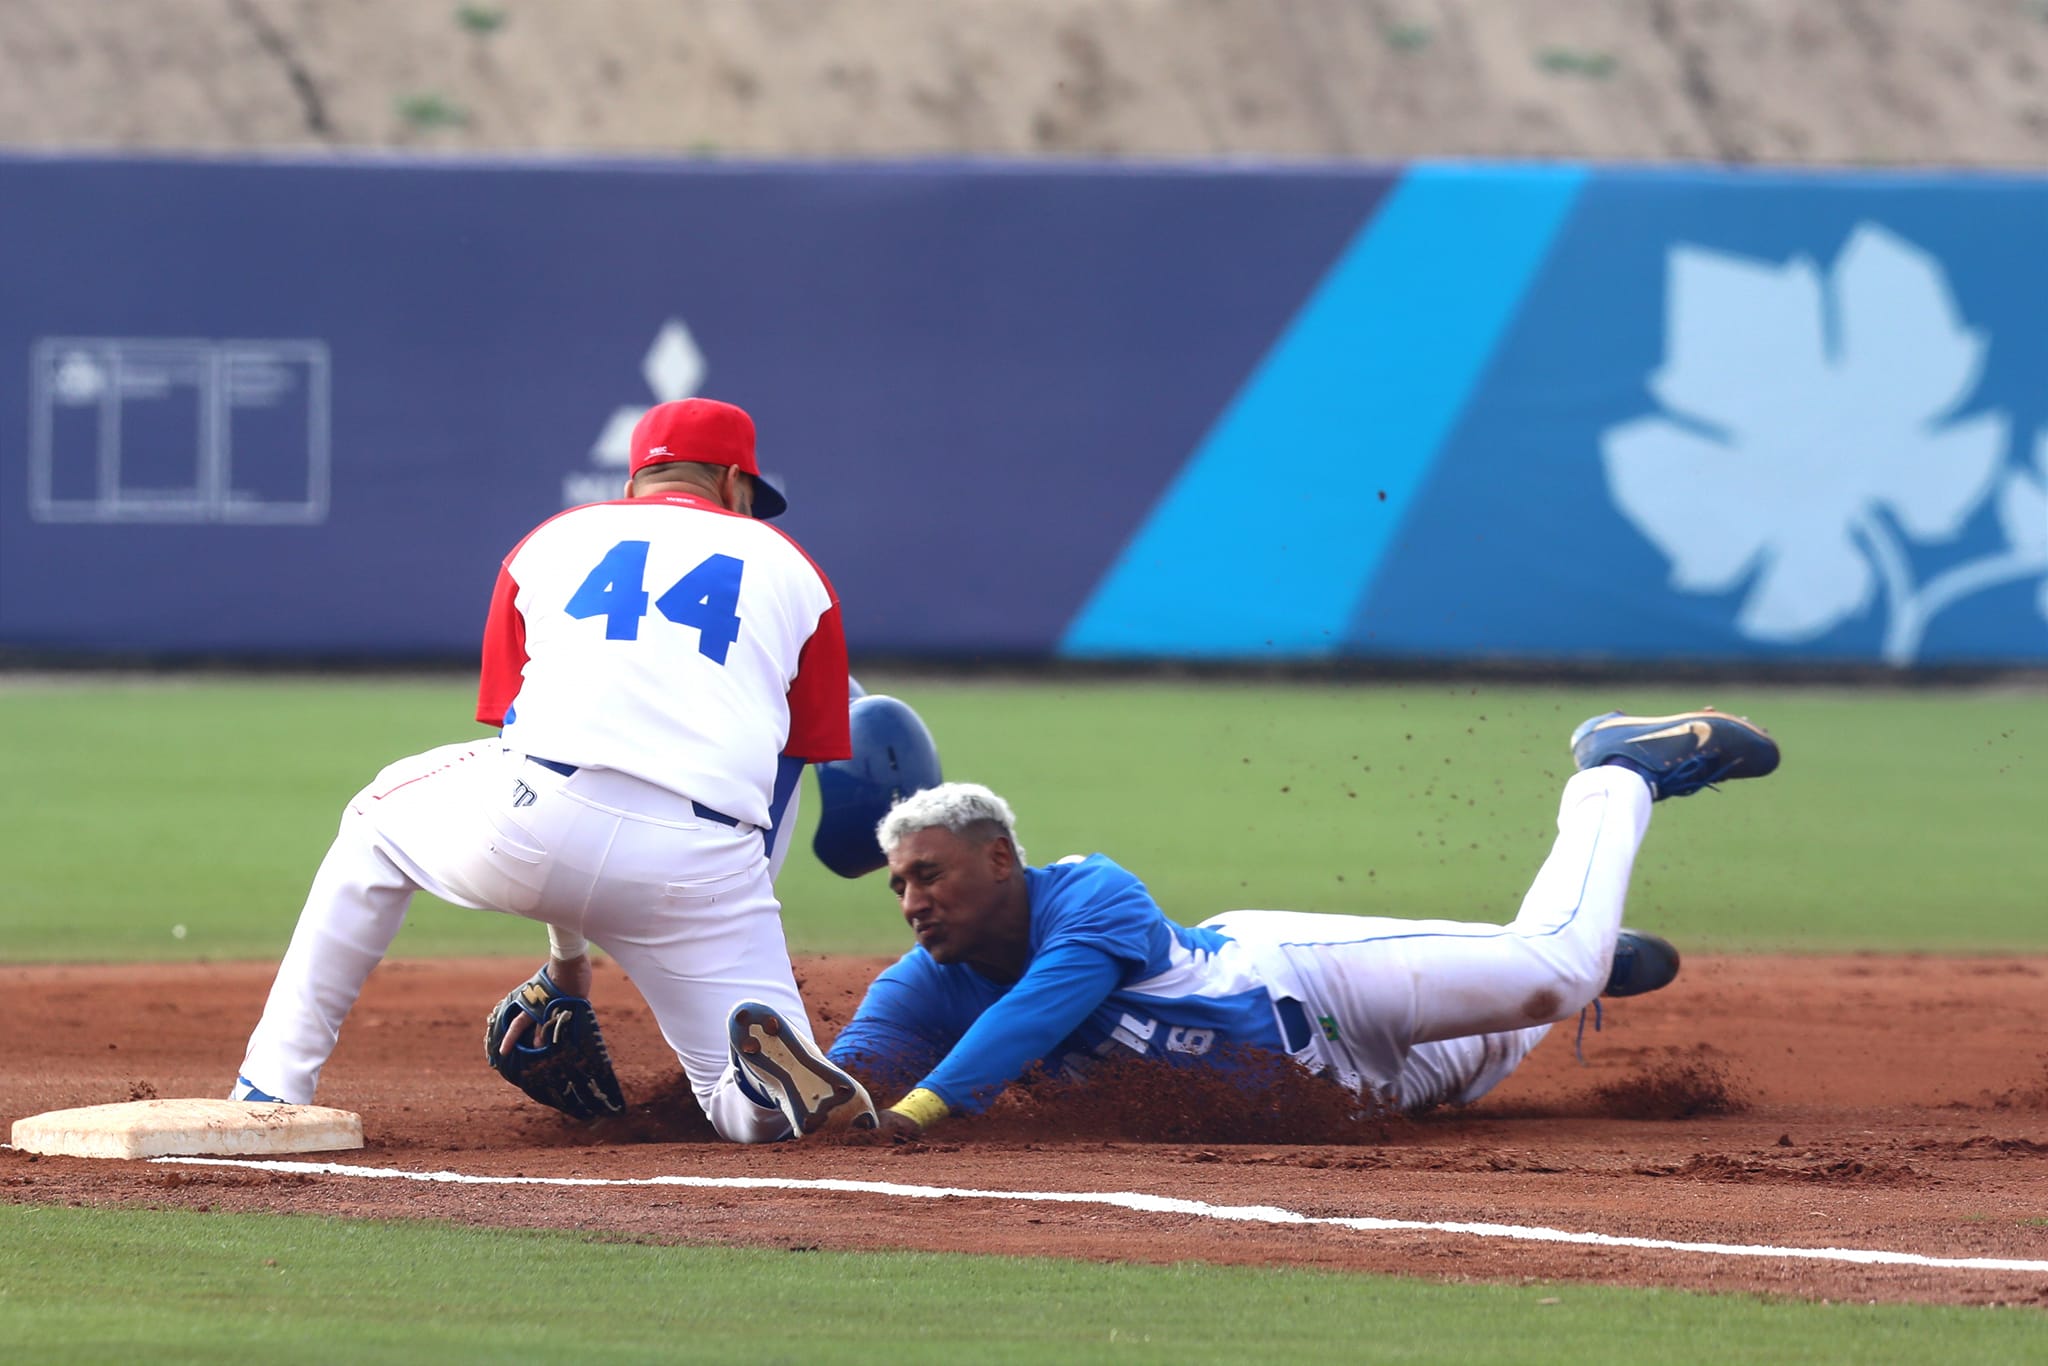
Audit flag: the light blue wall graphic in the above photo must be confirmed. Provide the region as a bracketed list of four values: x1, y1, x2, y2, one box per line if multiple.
[1316, 171, 2048, 667]
[1060, 165, 1586, 658]
[1602, 223, 2048, 665]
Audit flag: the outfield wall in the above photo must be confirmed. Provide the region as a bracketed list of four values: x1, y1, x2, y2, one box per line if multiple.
[2, 154, 2044, 666]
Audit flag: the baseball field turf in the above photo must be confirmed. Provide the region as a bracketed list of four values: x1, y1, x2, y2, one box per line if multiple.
[7, 674, 2045, 960]
[5, 1203, 2041, 1364]
[5, 674, 2045, 1359]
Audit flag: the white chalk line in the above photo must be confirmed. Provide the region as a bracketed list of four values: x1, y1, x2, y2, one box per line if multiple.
[143, 1154, 2048, 1275]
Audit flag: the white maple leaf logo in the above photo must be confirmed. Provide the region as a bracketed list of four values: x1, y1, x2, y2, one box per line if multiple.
[1601, 223, 2047, 662]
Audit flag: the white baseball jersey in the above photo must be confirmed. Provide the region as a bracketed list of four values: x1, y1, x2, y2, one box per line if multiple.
[475, 491, 851, 826]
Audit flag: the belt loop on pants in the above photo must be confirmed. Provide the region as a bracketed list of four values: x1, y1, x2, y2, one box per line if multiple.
[524, 755, 743, 827]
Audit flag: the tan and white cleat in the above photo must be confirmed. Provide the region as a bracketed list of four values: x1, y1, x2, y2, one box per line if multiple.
[728, 1001, 877, 1136]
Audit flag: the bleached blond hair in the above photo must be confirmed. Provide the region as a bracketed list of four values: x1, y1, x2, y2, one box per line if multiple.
[876, 782, 1026, 865]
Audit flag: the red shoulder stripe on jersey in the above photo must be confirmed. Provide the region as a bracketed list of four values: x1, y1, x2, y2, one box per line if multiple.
[750, 510, 851, 761]
[784, 597, 852, 761]
[475, 562, 526, 725]
[756, 517, 841, 601]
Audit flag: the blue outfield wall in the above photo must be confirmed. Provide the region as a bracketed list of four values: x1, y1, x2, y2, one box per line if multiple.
[1, 154, 2045, 666]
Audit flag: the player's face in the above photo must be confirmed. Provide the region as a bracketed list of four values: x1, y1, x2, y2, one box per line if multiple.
[885, 826, 1018, 970]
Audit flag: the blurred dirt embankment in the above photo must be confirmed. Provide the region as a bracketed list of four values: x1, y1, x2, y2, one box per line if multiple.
[2, 0, 2045, 165]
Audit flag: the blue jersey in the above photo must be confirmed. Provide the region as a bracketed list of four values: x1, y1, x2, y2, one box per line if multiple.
[827, 854, 1285, 1113]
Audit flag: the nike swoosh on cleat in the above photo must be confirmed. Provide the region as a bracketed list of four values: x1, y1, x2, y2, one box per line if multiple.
[1587, 712, 1708, 733]
[1629, 721, 1711, 746]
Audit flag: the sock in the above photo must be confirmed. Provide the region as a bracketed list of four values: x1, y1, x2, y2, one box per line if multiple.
[731, 1062, 779, 1111]
[1600, 754, 1660, 796]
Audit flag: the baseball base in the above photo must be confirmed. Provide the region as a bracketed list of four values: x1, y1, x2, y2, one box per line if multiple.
[10, 1098, 363, 1160]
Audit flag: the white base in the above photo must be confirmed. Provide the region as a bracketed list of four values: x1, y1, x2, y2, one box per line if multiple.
[10, 1098, 364, 1160]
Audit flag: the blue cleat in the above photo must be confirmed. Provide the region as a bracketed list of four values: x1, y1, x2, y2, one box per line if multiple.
[1569, 708, 1779, 801]
[1604, 929, 1681, 998]
[230, 1075, 283, 1104]
[728, 1002, 877, 1136]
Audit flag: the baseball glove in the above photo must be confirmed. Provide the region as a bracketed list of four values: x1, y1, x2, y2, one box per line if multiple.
[483, 967, 627, 1121]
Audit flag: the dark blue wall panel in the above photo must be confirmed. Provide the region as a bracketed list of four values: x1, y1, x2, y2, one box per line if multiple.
[0, 155, 1384, 656]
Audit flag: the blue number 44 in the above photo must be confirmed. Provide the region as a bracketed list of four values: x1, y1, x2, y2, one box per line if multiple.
[565, 540, 744, 664]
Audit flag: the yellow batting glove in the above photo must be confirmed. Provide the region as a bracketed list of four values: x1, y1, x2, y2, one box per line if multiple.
[886, 1087, 950, 1131]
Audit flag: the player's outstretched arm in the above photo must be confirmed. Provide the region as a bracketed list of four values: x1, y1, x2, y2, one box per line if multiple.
[873, 943, 1125, 1135]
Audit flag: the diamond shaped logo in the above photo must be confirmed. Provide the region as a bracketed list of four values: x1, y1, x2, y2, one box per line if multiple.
[642, 320, 704, 403]
[585, 318, 708, 472]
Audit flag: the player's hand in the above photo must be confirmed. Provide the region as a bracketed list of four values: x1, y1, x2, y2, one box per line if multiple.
[840, 1107, 923, 1145]
[874, 1108, 924, 1141]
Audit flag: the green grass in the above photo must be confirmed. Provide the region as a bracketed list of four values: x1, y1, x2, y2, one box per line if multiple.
[2, 676, 2042, 960]
[2, 1205, 2040, 1364]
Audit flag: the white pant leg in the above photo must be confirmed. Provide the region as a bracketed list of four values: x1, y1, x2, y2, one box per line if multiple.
[239, 741, 522, 1103]
[585, 862, 812, 1145]
[236, 812, 417, 1103]
[1207, 766, 1652, 1111]
[1392, 1027, 1552, 1111]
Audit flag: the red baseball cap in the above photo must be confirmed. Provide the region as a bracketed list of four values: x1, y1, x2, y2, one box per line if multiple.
[628, 398, 788, 519]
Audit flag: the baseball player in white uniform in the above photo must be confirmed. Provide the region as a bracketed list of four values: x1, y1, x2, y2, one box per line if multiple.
[233, 397, 873, 1141]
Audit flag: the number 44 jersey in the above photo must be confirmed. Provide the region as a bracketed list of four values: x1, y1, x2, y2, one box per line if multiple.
[475, 491, 852, 825]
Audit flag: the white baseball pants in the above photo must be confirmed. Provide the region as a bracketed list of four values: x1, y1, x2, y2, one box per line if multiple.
[1204, 765, 1654, 1112]
[237, 740, 809, 1143]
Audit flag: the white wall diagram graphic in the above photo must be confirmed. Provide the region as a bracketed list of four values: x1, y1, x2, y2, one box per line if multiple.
[1601, 223, 2048, 664]
[29, 337, 331, 524]
[562, 319, 703, 507]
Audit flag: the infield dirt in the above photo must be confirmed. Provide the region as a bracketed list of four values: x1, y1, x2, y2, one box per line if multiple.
[6, 953, 2047, 1308]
